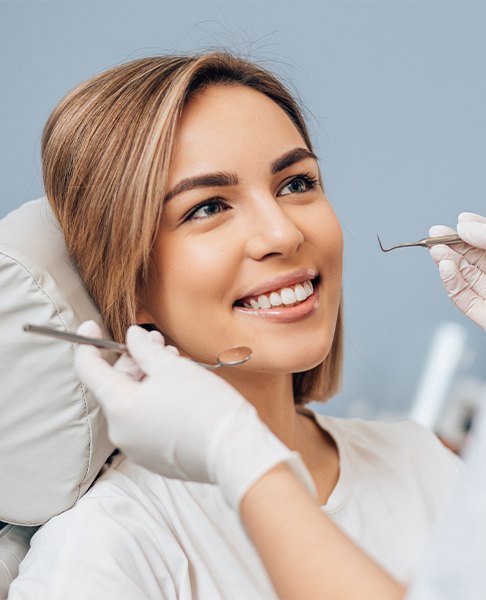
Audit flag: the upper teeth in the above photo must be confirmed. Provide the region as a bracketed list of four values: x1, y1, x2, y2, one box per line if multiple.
[243, 279, 314, 309]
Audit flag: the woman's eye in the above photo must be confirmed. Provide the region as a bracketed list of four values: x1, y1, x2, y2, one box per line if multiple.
[279, 174, 319, 196]
[185, 199, 228, 221]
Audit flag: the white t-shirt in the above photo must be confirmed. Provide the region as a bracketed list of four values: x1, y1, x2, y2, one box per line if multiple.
[8, 412, 461, 600]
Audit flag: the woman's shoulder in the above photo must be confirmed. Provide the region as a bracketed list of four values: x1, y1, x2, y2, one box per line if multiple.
[301, 410, 462, 581]
[305, 408, 462, 493]
[32, 455, 184, 550]
[9, 457, 191, 599]
[310, 409, 460, 463]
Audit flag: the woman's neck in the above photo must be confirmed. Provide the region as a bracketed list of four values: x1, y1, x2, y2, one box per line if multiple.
[218, 369, 306, 452]
[219, 368, 340, 506]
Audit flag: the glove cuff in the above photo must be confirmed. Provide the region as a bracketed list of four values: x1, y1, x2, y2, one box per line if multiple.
[210, 403, 317, 510]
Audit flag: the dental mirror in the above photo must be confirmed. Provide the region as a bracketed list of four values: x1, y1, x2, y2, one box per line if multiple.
[23, 323, 252, 369]
[197, 346, 253, 369]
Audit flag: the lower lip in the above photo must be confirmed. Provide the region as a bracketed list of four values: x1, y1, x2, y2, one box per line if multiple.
[233, 284, 320, 323]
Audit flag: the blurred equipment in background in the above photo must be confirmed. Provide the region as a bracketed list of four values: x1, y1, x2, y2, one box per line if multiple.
[409, 321, 484, 455]
[435, 378, 486, 455]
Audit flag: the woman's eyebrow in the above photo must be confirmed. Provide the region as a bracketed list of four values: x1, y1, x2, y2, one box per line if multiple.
[164, 172, 238, 203]
[163, 147, 318, 203]
[270, 147, 318, 174]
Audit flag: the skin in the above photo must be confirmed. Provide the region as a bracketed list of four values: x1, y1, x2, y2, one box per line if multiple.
[240, 463, 406, 599]
[138, 84, 343, 503]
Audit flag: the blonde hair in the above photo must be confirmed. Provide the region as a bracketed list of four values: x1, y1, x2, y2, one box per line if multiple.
[42, 51, 343, 403]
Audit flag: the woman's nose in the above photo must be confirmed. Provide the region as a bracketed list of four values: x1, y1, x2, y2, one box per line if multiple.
[243, 198, 304, 261]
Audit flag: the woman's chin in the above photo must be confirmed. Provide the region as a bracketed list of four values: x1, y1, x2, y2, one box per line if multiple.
[241, 346, 331, 374]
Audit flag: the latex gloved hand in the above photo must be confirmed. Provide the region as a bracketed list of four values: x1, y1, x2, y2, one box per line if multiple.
[429, 212, 486, 331]
[74, 321, 315, 510]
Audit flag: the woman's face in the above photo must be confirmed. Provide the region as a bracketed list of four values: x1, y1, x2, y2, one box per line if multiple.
[138, 84, 343, 374]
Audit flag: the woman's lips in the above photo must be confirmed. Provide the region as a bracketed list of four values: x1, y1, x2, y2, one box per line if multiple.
[233, 282, 320, 323]
[235, 269, 318, 302]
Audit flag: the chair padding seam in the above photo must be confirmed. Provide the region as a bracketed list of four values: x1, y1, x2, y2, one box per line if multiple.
[0, 249, 93, 508]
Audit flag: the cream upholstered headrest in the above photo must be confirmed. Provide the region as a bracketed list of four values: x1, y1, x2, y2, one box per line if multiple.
[0, 198, 114, 525]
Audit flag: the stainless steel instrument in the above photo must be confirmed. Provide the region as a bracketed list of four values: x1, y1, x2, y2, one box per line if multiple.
[23, 323, 252, 369]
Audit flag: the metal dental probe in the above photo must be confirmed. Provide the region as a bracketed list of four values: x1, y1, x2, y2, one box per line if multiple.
[377, 233, 463, 253]
[23, 323, 252, 369]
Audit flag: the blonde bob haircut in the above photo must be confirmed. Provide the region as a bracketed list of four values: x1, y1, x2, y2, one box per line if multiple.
[42, 51, 343, 404]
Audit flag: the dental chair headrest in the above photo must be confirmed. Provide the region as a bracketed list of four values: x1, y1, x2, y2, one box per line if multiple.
[0, 198, 114, 525]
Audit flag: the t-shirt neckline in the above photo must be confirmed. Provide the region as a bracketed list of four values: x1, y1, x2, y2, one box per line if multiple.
[296, 406, 353, 514]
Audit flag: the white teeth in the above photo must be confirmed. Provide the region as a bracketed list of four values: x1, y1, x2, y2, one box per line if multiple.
[257, 295, 272, 309]
[280, 287, 297, 305]
[269, 291, 283, 306]
[294, 283, 307, 301]
[238, 278, 317, 310]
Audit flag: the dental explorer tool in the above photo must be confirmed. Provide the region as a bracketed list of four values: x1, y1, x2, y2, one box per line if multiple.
[377, 233, 463, 253]
[23, 323, 252, 369]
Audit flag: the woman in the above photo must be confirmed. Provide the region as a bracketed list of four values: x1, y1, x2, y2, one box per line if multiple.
[10, 51, 480, 599]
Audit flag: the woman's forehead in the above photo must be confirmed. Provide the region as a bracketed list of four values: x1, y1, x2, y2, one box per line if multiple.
[170, 85, 307, 178]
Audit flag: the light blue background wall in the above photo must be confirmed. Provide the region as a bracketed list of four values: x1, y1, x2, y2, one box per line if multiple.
[1, 1, 485, 418]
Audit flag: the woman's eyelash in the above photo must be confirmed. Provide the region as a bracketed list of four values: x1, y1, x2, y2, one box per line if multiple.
[280, 173, 320, 194]
[183, 198, 229, 222]
[183, 172, 320, 222]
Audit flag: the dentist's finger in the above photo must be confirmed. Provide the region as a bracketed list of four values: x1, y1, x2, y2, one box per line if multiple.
[77, 319, 104, 339]
[75, 321, 138, 408]
[125, 325, 180, 375]
[112, 330, 174, 381]
[458, 257, 486, 297]
[76, 345, 139, 411]
[429, 225, 486, 269]
[457, 221, 486, 250]
[75, 320, 143, 381]
[146, 330, 179, 354]
[458, 212, 486, 224]
[430, 242, 486, 270]
[438, 259, 486, 329]
[429, 244, 486, 296]
[429, 225, 469, 261]
[114, 352, 144, 381]
[439, 253, 486, 298]
[165, 345, 180, 356]
[429, 225, 457, 236]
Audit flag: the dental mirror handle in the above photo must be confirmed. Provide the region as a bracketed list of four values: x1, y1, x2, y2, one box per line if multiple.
[24, 323, 127, 352]
[23, 324, 252, 369]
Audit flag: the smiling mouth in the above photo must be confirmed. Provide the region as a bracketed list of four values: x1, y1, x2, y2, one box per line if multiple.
[233, 275, 320, 310]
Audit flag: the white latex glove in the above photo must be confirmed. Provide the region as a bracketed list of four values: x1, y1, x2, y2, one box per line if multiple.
[429, 212, 486, 330]
[74, 320, 315, 510]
